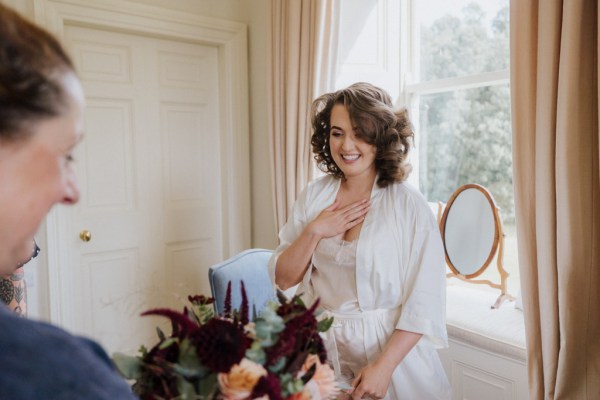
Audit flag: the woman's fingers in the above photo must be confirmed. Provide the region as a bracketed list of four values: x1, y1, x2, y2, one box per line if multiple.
[312, 198, 370, 238]
[346, 204, 369, 222]
[351, 373, 362, 400]
[339, 198, 369, 213]
[340, 200, 369, 218]
[345, 216, 365, 229]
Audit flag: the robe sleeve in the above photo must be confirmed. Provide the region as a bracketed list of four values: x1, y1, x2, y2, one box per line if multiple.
[395, 197, 448, 349]
[267, 186, 311, 289]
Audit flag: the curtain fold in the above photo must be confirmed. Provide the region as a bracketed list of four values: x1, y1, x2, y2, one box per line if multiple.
[268, 0, 340, 232]
[510, 0, 600, 398]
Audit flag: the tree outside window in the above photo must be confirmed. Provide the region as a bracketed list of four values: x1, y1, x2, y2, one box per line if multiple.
[411, 0, 518, 291]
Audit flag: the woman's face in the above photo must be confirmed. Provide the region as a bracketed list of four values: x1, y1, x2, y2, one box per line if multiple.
[0, 72, 84, 274]
[329, 104, 377, 180]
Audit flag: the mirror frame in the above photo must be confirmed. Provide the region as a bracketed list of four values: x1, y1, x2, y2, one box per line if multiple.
[440, 183, 514, 309]
[440, 183, 499, 279]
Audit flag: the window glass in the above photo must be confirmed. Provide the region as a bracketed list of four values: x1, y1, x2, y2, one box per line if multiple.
[418, 85, 513, 222]
[334, 0, 519, 294]
[413, 0, 518, 292]
[417, 0, 509, 81]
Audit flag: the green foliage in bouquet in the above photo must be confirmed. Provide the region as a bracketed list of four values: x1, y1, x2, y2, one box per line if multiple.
[113, 282, 337, 400]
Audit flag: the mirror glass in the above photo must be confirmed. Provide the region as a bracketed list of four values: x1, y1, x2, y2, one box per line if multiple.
[443, 188, 496, 276]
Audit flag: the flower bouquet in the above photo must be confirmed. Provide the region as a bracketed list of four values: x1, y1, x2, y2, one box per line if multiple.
[114, 282, 339, 400]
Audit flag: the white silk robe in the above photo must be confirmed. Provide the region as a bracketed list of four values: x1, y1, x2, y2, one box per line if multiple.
[269, 175, 451, 399]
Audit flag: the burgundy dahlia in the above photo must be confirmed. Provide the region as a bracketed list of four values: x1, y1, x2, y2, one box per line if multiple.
[191, 318, 251, 372]
[250, 373, 283, 400]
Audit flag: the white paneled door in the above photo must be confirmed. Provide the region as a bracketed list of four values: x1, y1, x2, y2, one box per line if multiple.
[56, 24, 224, 354]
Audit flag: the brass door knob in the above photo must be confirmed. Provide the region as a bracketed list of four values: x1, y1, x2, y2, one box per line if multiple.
[79, 230, 92, 242]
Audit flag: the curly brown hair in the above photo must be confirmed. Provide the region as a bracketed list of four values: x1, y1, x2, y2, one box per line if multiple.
[311, 82, 414, 187]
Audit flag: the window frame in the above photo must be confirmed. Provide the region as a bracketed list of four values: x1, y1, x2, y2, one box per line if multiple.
[399, 0, 510, 187]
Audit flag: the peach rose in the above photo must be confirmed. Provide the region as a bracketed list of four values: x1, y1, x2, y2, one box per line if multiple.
[300, 354, 340, 399]
[286, 389, 311, 400]
[217, 358, 267, 400]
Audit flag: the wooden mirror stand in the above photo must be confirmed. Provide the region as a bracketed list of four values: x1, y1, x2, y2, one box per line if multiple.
[440, 184, 515, 309]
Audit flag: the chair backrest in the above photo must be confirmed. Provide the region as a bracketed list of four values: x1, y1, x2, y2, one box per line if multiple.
[208, 248, 275, 318]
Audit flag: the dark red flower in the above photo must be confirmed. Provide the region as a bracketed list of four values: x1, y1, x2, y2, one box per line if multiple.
[265, 329, 296, 367]
[133, 341, 181, 398]
[191, 318, 251, 372]
[266, 299, 328, 372]
[251, 373, 283, 400]
[240, 281, 249, 325]
[188, 295, 214, 305]
[141, 308, 198, 338]
[223, 281, 233, 317]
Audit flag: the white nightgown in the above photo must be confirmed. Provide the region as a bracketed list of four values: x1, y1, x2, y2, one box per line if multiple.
[307, 233, 450, 399]
[269, 174, 452, 400]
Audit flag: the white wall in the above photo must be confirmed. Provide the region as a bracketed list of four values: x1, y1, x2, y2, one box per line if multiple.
[6, 0, 278, 250]
[126, 0, 277, 250]
[2, 0, 277, 320]
[8, 0, 277, 249]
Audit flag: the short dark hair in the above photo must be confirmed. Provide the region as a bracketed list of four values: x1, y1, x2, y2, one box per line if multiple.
[310, 82, 414, 187]
[0, 4, 75, 141]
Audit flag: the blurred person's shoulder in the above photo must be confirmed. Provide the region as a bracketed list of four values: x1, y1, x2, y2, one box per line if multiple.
[0, 306, 136, 399]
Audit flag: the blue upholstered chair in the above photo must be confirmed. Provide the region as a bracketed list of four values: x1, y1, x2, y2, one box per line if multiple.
[208, 248, 275, 318]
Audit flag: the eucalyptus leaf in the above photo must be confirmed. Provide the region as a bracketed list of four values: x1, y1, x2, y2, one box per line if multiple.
[176, 376, 197, 399]
[159, 337, 178, 350]
[197, 373, 218, 398]
[317, 316, 334, 332]
[112, 352, 142, 380]
[293, 296, 306, 307]
[177, 339, 208, 378]
[194, 304, 214, 324]
[279, 373, 302, 398]
[156, 326, 166, 342]
[268, 357, 286, 373]
[245, 343, 266, 364]
[138, 345, 148, 358]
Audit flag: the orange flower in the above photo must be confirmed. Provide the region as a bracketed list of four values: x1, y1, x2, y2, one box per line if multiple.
[218, 358, 267, 400]
[300, 354, 340, 399]
[286, 390, 311, 400]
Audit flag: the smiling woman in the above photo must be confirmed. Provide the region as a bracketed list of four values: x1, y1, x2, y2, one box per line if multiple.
[0, 3, 135, 398]
[270, 82, 451, 400]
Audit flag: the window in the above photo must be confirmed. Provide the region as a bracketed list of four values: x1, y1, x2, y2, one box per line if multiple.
[336, 0, 519, 294]
[407, 0, 517, 291]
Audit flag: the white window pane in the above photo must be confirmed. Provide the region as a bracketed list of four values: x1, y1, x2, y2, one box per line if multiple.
[417, 84, 518, 285]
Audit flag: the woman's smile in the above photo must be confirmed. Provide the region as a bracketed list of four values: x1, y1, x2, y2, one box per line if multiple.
[329, 104, 376, 180]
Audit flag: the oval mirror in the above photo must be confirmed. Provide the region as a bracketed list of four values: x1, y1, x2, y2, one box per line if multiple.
[440, 184, 499, 278]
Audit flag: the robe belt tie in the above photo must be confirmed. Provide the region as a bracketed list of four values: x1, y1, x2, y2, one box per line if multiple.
[318, 307, 401, 380]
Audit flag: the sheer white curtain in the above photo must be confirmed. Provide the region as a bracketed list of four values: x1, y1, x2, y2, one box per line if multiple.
[268, 0, 340, 232]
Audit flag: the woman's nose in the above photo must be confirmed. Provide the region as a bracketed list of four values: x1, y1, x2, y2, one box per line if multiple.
[62, 170, 80, 204]
[341, 137, 355, 150]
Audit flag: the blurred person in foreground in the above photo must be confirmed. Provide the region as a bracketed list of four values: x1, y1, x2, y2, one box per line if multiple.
[0, 4, 136, 399]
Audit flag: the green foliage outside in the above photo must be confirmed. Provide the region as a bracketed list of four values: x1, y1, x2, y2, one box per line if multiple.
[418, 3, 514, 223]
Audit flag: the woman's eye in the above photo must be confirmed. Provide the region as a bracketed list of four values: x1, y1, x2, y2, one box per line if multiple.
[331, 131, 343, 137]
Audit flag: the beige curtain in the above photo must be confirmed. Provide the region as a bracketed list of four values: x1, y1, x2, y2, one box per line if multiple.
[268, 0, 340, 232]
[510, 0, 600, 399]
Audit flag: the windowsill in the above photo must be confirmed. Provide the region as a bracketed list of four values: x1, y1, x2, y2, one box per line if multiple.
[446, 283, 526, 362]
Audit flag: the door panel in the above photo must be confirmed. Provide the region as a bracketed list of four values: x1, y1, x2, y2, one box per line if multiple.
[62, 25, 223, 353]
